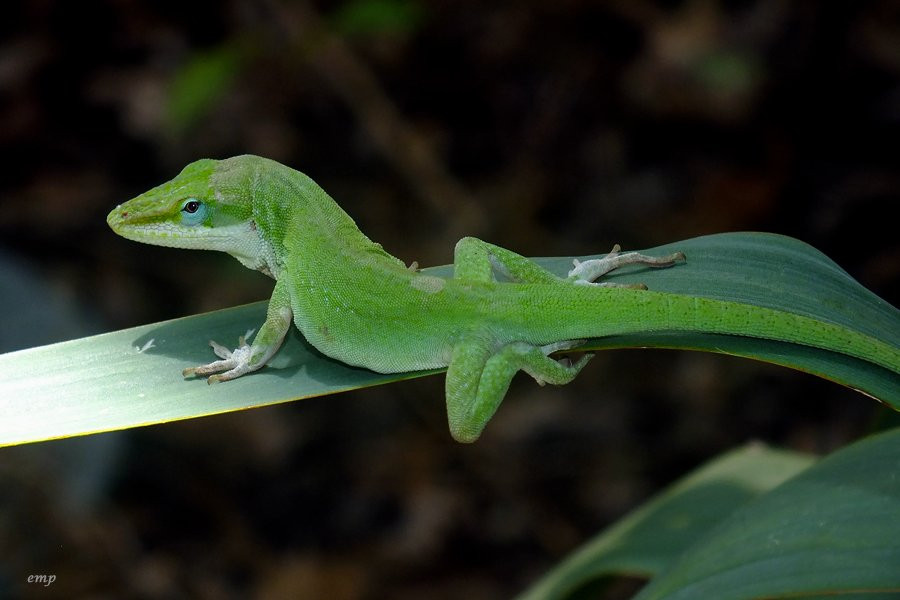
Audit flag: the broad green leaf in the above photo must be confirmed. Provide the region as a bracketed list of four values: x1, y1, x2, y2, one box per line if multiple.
[0, 303, 436, 447]
[0, 232, 897, 447]
[634, 427, 900, 599]
[517, 444, 816, 600]
[544, 233, 899, 402]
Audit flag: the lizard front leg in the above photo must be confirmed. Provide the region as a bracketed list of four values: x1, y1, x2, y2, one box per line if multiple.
[445, 335, 593, 443]
[183, 278, 293, 383]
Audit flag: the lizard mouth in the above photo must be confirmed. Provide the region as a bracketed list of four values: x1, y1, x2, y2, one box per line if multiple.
[107, 208, 187, 246]
[108, 220, 216, 248]
[107, 208, 262, 256]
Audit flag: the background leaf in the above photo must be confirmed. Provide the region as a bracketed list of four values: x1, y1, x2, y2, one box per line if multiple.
[633, 427, 900, 599]
[516, 443, 816, 600]
[0, 232, 896, 447]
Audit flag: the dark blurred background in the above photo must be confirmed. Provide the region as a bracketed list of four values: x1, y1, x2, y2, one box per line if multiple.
[1, 0, 898, 598]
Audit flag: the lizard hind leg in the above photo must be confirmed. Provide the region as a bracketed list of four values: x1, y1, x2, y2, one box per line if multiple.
[445, 337, 593, 443]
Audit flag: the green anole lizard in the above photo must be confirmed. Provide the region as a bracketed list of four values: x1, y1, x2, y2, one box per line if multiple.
[107, 155, 899, 442]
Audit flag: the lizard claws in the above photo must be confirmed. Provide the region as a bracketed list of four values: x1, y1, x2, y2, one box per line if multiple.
[183, 332, 256, 383]
[568, 244, 684, 288]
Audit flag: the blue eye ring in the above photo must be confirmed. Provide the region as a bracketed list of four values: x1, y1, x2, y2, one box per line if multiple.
[180, 198, 208, 225]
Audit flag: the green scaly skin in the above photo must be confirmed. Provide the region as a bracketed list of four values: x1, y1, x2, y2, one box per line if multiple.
[108, 155, 900, 442]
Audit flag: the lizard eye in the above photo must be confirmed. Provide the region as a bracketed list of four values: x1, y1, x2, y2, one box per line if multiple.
[180, 198, 208, 226]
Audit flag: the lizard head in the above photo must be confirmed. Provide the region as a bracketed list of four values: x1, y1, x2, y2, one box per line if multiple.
[107, 155, 280, 276]
[106, 157, 256, 250]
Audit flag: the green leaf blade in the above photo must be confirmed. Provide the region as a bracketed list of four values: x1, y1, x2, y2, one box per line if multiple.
[516, 444, 817, 600]
[0, 232, 897, 446]
[533, 232, 900, 404]
[0, 303, 434, 447]
[634, 428, 900, 599]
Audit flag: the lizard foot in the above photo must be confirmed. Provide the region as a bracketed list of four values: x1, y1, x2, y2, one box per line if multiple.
[534, 340, 593, 386]
[568, 244, 684, 288]
[182, 332, 256, 383]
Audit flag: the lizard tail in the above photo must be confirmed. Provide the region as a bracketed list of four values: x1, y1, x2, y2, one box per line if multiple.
[543, 288, 900, 377]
